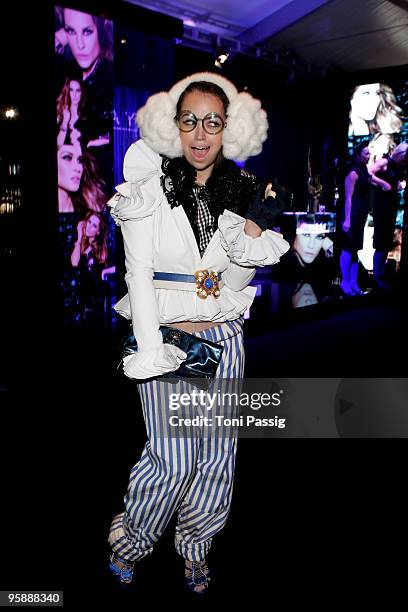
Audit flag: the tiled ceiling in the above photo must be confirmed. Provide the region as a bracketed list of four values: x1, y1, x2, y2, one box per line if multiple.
[260, 0, 408, 71]
[126, 0, 408, 70]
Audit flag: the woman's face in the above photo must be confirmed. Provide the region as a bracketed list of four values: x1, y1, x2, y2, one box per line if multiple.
[85, 214, 100, 238]
[351, 83, 380, 121]
[57, 144, 83, 192]
[69, 80, 81, 106]
[63, 9, 100, 71]
[357, 147, 370, 164]
[178, 90, 225, 182]
[293, 223, 326, 264]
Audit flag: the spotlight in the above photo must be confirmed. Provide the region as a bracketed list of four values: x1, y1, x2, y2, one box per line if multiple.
[214, 47, 229, 69]
[4, 108, 17, 119]
[120, 38, 127, 45]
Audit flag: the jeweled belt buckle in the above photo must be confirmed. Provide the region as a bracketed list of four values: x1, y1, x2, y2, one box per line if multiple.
[194, 269, 220, 300]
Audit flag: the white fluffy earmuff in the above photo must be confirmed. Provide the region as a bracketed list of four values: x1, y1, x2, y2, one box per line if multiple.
[136, 71, 268, 161]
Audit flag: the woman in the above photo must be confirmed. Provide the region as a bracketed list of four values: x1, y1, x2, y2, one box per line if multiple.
[56, 8, 112, 149]
[56, 77, 84, 146]
[370, 142, 407, 289]
[57, 142, 83, 213]
[349, 82, 403, 164]
[107, 72, 289, 594]
[71, 210, 114, 322]
[71, 211, 108, 268]
[293, 216, 333, 266]
[57, 142, 107, 214]
[55, 7, 113, 76]
[274, 213, 334, 284]
[349, 83, 403, 138]
[339, 143, 372, 295]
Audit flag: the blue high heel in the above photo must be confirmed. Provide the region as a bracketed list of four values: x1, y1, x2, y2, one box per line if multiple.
[185, 559, 211, 595]
[109, 553, 135, 585]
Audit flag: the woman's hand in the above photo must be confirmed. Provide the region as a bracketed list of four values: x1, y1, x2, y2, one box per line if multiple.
[87, 134, 110, 148]
[122, 344, 187, 380]
[245, 180, 286, 233]
[76, 220, 85, 242]
[101, 265, 116, 281]
[322, 237, 334, 258]
[70, 221, 85, 267]
[342, 219, 350, 233]
[264, 182, 276, 199]
[55, 28, 67, 54]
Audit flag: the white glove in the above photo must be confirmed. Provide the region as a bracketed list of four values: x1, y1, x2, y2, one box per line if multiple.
[122, 343, 187, 380]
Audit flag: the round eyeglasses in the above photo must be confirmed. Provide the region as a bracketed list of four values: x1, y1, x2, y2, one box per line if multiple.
[175, 111, 226, 135]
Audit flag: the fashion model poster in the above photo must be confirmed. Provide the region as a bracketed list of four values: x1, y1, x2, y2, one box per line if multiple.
[55, 5, 116, 328]
[267, 212, 337, 309]
[347, 79, 408, 276]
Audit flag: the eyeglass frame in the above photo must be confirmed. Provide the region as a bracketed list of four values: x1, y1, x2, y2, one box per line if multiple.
[174, 110, 227, 135]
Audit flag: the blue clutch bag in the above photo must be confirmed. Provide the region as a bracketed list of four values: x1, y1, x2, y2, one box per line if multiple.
[119, 323, 224, 380]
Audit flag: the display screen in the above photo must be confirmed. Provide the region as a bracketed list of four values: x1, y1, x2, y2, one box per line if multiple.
[261, 212, 337, 310]
[347, 79, 407, 276]
[348, 82, 406, 163]
[277, 212, 336, 271]
[55, 5, 116, 328]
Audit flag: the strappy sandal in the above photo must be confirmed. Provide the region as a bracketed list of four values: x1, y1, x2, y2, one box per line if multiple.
[185, 559, 211, 595]
[109, 552, 135, 586]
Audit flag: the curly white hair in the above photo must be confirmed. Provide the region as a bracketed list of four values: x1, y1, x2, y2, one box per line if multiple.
[136, 71, 268, 161]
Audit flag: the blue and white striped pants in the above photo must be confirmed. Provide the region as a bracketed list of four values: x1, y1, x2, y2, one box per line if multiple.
[109, 318, 244, 563]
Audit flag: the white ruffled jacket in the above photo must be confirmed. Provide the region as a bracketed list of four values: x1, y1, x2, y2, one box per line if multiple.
[108, 139, 289, 379]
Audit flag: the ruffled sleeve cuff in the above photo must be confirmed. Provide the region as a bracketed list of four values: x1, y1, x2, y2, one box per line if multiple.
[122, 344, 187, 380]
[219, 210, 290, 267]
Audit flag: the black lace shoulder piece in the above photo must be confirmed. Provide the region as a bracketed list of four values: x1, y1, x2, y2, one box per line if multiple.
[160, 156, 197, 214]
[160, 154, 262, 220]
